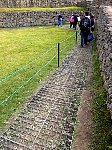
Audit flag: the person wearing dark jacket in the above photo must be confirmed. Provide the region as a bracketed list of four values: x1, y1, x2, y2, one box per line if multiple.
[73, 13, 78, 30]
[90, 14, 95, 32]
[79, 12, 91, 47]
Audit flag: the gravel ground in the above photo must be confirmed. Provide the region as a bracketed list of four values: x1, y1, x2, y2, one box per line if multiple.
[0, 34, 92, 150]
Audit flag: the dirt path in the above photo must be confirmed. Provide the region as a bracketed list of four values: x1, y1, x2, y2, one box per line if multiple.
[72, 90, 93, 150]
[72, 42, 93, 150]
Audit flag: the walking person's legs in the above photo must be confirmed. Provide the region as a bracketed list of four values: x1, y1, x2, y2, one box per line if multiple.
[58, 20, 60, 26]
[84, 33, 88, 45]
[80, 32, 84, 47]
[74, 23, 77, 30]
[58, 20, 62, 27]
[70, 22, 72, 28]
[73, 23, 75, 29]
[60, 19, 62, 27]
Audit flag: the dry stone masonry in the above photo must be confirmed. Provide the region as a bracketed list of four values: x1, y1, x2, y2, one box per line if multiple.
[0, 10, 82, 28]
[0, 0, 77, 8]
[95, 5, 112, 118]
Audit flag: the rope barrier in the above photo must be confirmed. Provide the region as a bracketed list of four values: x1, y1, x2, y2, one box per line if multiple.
[0, 32, 78, 105]
[60, 33, 76, 44]
[0, 33, 77, 84]
[0, 52, 58, 105]
[0, 45, 57, 84]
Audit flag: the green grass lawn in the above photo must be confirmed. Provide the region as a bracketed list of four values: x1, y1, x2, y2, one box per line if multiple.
[0, 6, 85, 12]
[0, 26, 77, 130]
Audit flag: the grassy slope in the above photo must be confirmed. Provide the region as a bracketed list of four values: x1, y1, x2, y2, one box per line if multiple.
[0, 26, 77, 130]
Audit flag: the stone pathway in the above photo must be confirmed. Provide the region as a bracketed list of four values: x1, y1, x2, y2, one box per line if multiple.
[0, 36, 92, 150]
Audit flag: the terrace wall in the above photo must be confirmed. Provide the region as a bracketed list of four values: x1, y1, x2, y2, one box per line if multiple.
[0, 10, 82, 28]
[0, 0, 77, 8]
[94, 5, 112, 118]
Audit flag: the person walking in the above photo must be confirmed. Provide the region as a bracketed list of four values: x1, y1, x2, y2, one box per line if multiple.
[90, 14, 95, 32]
[79, 12, 91, 47]
[69, 14, 75, 28]
[73, 13, 78, 30]
[58, 14, 62, 27]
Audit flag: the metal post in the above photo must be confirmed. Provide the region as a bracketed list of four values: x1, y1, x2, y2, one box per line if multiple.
[76, 30, 77, 43]
[58, 43, 60, 67]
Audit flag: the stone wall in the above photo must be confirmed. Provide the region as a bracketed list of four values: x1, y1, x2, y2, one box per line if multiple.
[0, 10, 82, 28]
[0, 0, 77, 8]
[95, 0, 112, 5]
[95, 5, 112, 118]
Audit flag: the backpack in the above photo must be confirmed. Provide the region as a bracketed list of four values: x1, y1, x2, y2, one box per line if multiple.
[80, 17, 90, 32]
[70, 16, 74, 23]
[87, 33, 94, 42]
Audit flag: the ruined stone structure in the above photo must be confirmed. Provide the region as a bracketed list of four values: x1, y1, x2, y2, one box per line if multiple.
[95, 6, 112, 118]
[88, 1, 112, 118]
[0, 0, 78, 8]
[0, 10, 83, 28]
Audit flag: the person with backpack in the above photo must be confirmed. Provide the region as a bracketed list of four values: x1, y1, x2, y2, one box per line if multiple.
[69, 14, 75, 28]
[73, 13, 78, 30]
[79, 12, 91, 47]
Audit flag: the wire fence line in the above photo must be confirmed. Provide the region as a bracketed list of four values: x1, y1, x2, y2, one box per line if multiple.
[0, 32, 78, 105]
[0, 32, 77, 84]
[0, 52, 58, 105]
[0, 44, 57, 84]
